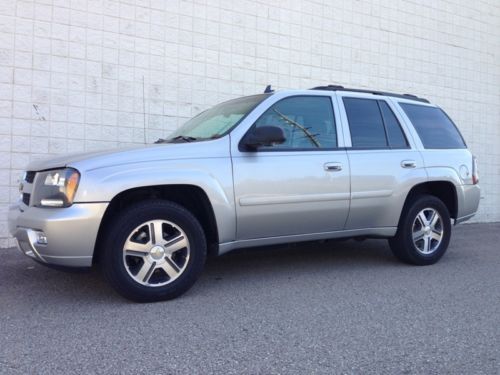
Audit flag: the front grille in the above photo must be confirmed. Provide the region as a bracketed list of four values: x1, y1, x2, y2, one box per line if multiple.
[22, 193, 30, 206]
[25, 171, 36, 183]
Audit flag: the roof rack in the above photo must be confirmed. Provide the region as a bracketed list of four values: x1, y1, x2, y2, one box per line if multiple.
[310, 85, 429, 103]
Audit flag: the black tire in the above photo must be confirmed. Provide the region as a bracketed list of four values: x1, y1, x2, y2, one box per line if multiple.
[101, 200, 207, 302]
[389, 194, 451, 265]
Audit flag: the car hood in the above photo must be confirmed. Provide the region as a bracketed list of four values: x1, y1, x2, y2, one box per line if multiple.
[26, 138, 230, 172]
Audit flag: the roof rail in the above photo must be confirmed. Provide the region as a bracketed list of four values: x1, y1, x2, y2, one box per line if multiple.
[310, 85, 429, 103]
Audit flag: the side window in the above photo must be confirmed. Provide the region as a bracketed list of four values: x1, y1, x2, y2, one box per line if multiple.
[400, 103, 466, 149]
[252, 96, 337, 149]
[343, 98, 387, 148]
[379, 101, 408, 148]
[343, 98, 409, 149]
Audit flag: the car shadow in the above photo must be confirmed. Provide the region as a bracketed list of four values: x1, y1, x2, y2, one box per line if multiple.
[2, 239, 398, 304]
[202, 238, 397, 281]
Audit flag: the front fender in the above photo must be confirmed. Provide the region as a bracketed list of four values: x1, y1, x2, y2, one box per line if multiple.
[72, 158, 236, 243]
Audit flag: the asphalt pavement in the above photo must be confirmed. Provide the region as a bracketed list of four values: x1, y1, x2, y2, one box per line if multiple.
[0, 223, 499, 374]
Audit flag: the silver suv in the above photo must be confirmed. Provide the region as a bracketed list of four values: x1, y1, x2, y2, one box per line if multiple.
[8, 85, 480, 302]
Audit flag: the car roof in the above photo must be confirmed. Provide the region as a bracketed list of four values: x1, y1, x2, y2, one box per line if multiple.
[308, 85, 430, 103]
[264, 85, 430, 104]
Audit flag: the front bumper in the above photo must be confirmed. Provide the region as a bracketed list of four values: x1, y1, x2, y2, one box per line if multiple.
[8, 202, 108, 267]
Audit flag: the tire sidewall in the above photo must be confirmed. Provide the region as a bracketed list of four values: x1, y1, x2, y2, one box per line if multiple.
[102, 201, 207, 302]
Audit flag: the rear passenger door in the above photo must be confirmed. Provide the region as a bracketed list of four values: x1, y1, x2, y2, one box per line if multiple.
[337, 94, 427, 229]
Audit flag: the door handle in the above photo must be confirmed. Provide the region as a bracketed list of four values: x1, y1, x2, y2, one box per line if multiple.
[401, 160, 417, 169]
[324, 162, 342, 172]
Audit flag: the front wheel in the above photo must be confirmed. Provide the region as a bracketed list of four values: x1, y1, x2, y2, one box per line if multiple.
[389, 195, 451, 265]
[101, 200, 207, 302]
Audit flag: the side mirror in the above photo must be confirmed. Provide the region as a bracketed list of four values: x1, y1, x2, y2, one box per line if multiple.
[242, 126, 286, 150]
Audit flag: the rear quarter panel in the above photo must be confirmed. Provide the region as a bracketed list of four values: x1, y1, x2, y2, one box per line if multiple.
[392, 97, 480, 220]
[421, 149, 480, 219]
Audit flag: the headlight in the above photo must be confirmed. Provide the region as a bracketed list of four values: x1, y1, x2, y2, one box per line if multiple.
[31, 168, 80, 208]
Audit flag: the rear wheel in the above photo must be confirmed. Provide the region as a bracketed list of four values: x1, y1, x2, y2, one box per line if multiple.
[101, 200, 206, 302]
[389, 195, 451, 265]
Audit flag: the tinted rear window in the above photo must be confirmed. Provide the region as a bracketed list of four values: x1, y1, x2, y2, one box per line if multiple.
[343, 98, 409, 149]
[400, 103, 466, 149]
[379, 101, 408, 148]
[343, 98, 387, 148]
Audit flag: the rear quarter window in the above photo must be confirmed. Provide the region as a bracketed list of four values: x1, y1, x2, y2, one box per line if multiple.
[400, 103, 466, 149]
[343, 98, 388, 148]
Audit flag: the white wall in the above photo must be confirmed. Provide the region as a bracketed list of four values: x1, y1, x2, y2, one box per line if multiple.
[1, 0, 499, 247]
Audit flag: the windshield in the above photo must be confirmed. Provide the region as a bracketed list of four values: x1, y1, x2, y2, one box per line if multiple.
[163, 94, 270, 142]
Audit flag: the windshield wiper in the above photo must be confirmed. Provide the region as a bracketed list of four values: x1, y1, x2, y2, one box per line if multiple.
[155, 135, 198, 144]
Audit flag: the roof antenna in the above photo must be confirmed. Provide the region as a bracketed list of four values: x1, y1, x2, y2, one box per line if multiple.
[142, 75, 147, 144]
[264, 84, 274, 93]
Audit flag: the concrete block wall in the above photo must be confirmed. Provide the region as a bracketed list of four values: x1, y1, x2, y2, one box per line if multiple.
[0, 0, 499, 247]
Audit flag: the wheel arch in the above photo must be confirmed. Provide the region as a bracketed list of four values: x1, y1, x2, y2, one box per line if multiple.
[93, 184, 219, 265]
[400, 181, 458, 224]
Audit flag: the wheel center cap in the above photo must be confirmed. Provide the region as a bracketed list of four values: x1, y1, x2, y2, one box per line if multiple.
[150, 245, 165, 260]
[424, 226, 431, 235]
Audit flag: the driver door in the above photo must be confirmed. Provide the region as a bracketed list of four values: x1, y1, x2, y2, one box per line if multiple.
[231, 95, 350, 240]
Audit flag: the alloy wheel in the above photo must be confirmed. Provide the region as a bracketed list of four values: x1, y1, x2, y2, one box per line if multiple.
[122, 219, 190, 287]
[412, 208, 444, 255]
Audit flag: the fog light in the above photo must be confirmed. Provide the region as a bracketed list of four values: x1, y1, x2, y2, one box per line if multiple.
[36, 232, 48, 245]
